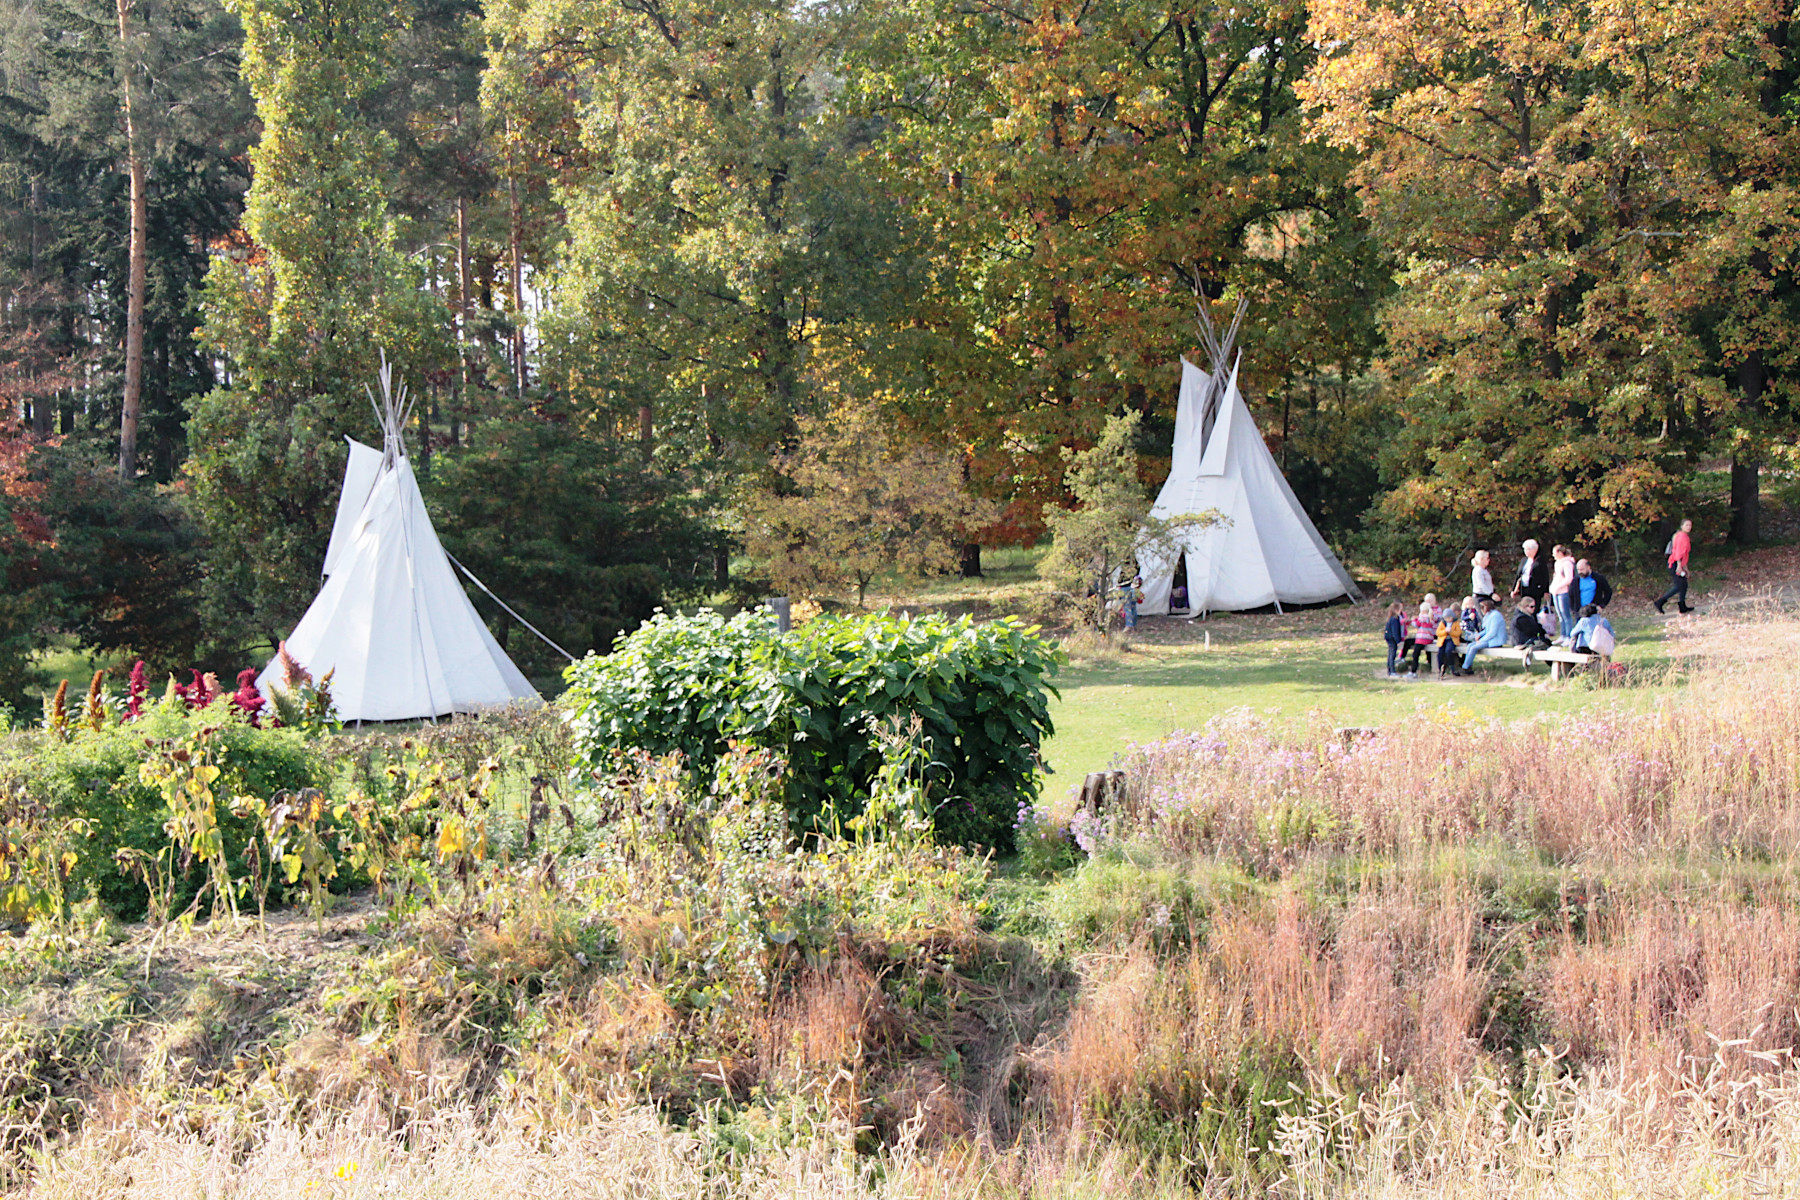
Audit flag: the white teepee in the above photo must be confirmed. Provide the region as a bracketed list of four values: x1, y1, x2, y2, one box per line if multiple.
[1138, 303, 1361, 616]
[257, 359, 541, 722]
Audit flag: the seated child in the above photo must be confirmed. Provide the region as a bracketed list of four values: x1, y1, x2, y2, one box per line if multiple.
[1570, 604, 1617, 655]
[1434, 606, 1466, 676]
[1459, 596, 1481, 640]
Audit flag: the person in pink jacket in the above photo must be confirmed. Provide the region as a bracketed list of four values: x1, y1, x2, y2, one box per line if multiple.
[1654, 519, 1695, 614]
[1548, 544, 1576, 639]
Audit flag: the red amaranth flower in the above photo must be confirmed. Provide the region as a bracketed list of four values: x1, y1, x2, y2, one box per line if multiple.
[277, 641, 312, 690]
[125, 660, 148, 721]
[230, 668, 265, 727]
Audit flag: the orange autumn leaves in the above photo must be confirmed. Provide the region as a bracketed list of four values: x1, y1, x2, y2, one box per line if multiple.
[1300, 0, 1800, 543]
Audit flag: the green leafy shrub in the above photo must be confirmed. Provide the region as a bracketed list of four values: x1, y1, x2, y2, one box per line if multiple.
[0, 699, 329, 919]
[561, 609, 1061, 849]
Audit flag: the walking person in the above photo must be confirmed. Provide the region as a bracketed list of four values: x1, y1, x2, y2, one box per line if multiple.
[1511, 539, 1549, 605]
[1548, 545, 1576, 640]
[1654, 519, 1695, 614]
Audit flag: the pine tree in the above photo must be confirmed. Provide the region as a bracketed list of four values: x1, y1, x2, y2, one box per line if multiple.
[189, 0, 450, 648]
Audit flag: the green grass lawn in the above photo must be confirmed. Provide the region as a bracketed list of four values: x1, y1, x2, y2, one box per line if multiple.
[1040, 604, 1678, 783]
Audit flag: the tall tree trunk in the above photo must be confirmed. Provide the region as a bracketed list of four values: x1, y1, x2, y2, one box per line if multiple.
[456, 194, 472, 384]
[639, 402, 654, 461]
[116, 0, 147, 481]
[455, 192, 471, 446]
[1731, 352, 1766, 544]
[507, 158, 527, 400]
[960, 543, 983, 578]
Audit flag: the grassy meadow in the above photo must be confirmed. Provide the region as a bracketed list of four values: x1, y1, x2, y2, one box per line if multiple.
[854, 544, 1688, 782]
[1041, 601, 1676, 781]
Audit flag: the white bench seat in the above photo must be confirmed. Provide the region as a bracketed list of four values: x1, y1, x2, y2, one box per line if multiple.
[1472, 645, 1608, 680]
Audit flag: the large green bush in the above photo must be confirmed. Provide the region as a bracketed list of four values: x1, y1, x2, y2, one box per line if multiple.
[0, 701, 329, 918]
[561, 609, 1061, 849]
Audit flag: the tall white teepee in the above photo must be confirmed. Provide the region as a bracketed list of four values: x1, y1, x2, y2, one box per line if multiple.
[257, 359, 541, 722]
[1138, 303, 1361, 616]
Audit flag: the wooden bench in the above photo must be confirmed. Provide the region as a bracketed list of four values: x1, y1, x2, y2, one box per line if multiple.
[1473, 645, 1609, 680]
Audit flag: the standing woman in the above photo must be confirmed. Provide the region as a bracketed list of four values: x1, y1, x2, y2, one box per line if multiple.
[1548, 545, 1576, 639]
[1511, 540, 1548, 605]
[1471, 549, 1497, 603]
[1655, 519, 1695, 614]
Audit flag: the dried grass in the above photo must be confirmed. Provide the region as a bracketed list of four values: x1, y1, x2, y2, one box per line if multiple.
[1037, 880, 1490, 1126]
[1106, 605, 1800, 868]
[30, 1070, 1800, 1199]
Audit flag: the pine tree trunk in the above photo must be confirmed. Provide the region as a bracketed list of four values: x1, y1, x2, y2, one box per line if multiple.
[455, 193, 471, 446]
[116, 0, 147, 481]
[508, 160, 527, 399]
[456, 194, 472, 387]
[1731, 353, 1765, 544]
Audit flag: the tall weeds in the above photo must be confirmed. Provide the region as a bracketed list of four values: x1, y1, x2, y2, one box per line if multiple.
[1097, 638, 1800, 867]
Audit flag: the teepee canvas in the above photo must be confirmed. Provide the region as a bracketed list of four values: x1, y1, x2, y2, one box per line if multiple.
[257, 361, 540, 722]
[1138, 304, 1361, 616]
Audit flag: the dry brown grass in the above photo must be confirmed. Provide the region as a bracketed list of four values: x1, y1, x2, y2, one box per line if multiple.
[1542, 893, 1800, 1080]
[29, 1070, 1800, 1199]
[1036, 880, 1490, 1130]
[1106, 603, 1800, 868]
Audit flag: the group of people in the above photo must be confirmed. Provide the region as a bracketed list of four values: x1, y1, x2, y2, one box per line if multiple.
[1382, 535, 1652, 678]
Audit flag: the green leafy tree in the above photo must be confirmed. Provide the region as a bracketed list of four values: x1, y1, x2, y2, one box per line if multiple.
[1040, 411, 1213, 636]
[189, 0, 450, 649]
[484, 0, 918, 484]
[422, 395, 712, 672]
[740, 404, 997, 607]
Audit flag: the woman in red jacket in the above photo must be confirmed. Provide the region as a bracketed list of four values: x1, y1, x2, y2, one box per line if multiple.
[1654, 519, 1695, 614]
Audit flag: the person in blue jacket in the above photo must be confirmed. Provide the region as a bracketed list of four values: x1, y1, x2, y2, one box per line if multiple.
[1382, 602, 1406, 678]
[1461, 598, 1508, 673]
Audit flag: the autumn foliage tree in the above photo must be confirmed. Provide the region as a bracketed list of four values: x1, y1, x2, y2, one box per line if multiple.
[1301, 0, 1800, 563]
[847, 0, 1388, 542]
[741, 406, 996, 607]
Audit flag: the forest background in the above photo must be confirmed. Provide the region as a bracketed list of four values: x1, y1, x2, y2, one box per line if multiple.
[3, 0, 1799, 703]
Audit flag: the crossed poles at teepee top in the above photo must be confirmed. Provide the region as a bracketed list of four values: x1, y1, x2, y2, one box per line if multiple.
[1192, 294, 1249, 456]
[366, 350, 420, 469]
